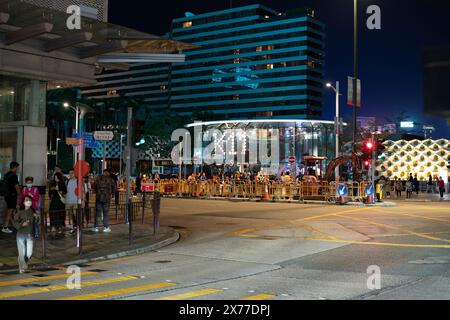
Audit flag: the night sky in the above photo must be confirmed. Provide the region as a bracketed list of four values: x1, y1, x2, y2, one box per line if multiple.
[108, 0, 450, 137]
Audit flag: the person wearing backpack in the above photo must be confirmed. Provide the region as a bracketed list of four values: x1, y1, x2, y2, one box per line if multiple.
[1, 162, 21, 234]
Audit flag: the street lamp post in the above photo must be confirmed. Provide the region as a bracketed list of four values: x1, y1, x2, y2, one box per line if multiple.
[326, 81, 341, 181]
[64, 102, 79, 166]
[119, 134, 125, 179]
[55, 138, 61, 166]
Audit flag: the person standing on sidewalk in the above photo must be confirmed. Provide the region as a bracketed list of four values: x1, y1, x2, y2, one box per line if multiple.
[2, 162, 21, 234]
[405, 180, 413, 199]
[12, 195, 36, 273]
[48, 173, 67, 236]
[66, 169, 85, 234]
[438, 177, 446, 199]
[395, 179, 403, 198]
[93, 169, 116, 233]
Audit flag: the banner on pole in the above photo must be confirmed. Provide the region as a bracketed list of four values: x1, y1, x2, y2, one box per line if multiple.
[347, 77, 361, 107]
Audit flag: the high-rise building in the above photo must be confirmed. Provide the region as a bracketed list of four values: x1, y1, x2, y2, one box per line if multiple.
[83, 4, 325, 120]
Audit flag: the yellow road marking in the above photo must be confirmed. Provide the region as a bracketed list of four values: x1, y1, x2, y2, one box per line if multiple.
[61, 282, 176, 300]
[241, 293, 274, 300]
[0, 275, 138, 299]
[155, 288, 223, 300]
[288, 220, 339, 240]
[229, 207, 373, 239]
[296, 237, 450, 249]
[336, 213, 450, 244]
[377, 210, 450, 223]
[371, 231, 450, 238]
[0, 271, 98, 288]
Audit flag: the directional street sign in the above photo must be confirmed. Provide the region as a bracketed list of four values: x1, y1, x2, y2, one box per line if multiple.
[72, 133, 100, 149]
[94, 131, 114, 141]
[365, 184, 375, 197]
[337, 184, 348, 197]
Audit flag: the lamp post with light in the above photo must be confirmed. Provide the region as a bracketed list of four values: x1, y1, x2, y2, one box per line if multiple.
[326, 81, 341, 180]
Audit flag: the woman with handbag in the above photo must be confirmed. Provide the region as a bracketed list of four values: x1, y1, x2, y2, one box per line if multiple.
[49, 172, 67, 237]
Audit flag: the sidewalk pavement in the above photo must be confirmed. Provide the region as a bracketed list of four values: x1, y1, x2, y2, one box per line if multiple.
[386, 192, 450, 203]
[0, 224, 179, 273]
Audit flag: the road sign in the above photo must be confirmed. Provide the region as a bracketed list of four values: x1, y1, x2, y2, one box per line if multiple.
[94, 131, 114, 141]
[66, 137, 78, 145]
[347, 77, 361, 107]
[337, 184, 348, 197]
[74, 160, 90, 178]
[288, 156, 296, 164]
[365, 184, 375, 197]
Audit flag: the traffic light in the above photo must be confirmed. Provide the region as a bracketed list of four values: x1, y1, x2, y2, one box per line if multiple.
[363, 159, 371, 170]
[366, 141, 374, 150]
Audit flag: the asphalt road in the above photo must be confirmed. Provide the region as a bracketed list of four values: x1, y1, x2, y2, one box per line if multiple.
[1, 199, 450, 300]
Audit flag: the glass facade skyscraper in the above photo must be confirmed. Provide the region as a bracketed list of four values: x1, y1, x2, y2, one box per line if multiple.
[83, 4, 325, 121]
[170, 4, 325, 120]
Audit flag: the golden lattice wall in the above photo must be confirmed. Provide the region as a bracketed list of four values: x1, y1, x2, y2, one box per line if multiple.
[376, 139, 450, 180]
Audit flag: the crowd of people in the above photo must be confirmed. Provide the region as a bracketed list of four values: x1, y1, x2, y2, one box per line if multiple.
[0, 162, 118, 273]
[375, 173, 447, 201]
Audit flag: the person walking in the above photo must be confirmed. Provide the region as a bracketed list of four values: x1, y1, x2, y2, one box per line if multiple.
[48, 172, 67, 236]
[395, 179, 403, 198]
[438, 177, 446, 199]
[13, 195, 37, 273]
[65, 169, 84, 234]
[93, 169, 116, 233]
[19, 177, 41, 238]
[1, 162, 21, 234]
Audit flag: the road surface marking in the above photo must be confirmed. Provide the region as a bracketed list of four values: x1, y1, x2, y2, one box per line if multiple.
[83, 257, 135, 266]
[296, 237, 450, 249]
[0, 271, 98, 287]
[61, 282, 176, 300]
[155, 288, 223, 300]
[241, 293, 274, 300]
[336, 214, 450, 244]
[288, 220, 339, 240]
[376, 210, 450, 223]
[0, 275, 138, 299]
[371, 231, 450, 238]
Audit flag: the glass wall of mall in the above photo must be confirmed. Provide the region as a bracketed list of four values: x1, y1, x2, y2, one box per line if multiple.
[0, 75, 47, 184]
[182, 120, 337, 177]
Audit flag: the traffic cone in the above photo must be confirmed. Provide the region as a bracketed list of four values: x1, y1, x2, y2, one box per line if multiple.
[263, 182, 270, 201]
[338, 196, 346, 205]
[366, 195, 374, 204]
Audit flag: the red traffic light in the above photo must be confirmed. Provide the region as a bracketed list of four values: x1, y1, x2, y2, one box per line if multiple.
[366, 141, 374, 150]
[364, 160, 370, 167]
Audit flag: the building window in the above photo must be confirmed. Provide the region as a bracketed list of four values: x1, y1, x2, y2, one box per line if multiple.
[266, 64, 274, 70]
[233, 49, 240, 55]
[307, 61, 315, 68]
[107, 90, 117, 96]
[256, 46, 262, 52]
[233, 58, 240, 64]
[182, 21, 193, 28]
[160, 85, 167, 90]
[233, 94, 240, 100]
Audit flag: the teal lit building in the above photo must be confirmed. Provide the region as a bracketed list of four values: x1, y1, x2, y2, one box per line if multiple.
[83, 4, 325, 120]
[169, 4, 325, 119]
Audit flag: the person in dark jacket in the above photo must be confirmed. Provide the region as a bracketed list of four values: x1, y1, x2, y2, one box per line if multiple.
[48, 172, 67, 236]
[13, 195, 37, 273]
[92, 169, 117, 233]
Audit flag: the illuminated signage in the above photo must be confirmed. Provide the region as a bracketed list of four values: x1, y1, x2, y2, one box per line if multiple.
[400, 121, 414, 128]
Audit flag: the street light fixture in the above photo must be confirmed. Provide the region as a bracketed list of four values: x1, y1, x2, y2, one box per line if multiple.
[326, 81, 342, 181]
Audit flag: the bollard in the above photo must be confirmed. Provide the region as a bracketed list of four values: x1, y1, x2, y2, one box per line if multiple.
[141, 191, 146, 224]
[153, 191, 161, 235]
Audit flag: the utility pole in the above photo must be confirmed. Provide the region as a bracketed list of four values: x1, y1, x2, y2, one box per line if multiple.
[352, 0, 358, 155]
[126, 107, 133, 245]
